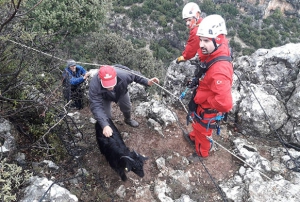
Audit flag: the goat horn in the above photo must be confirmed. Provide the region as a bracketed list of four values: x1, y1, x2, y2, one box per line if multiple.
[120, 156, 134, 161]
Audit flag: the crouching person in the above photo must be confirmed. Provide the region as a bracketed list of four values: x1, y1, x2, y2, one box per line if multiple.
[89, 64, 159, 137]
[63, 59, 90, 110]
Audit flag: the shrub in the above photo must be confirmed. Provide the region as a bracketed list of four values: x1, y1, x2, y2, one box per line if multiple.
[0, 158, 32, 202]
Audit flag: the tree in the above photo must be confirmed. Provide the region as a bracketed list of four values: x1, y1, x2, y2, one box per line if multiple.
[0, 0, 112, 157]
[24, 0, 111, 36]
[230, 40, 242, 53]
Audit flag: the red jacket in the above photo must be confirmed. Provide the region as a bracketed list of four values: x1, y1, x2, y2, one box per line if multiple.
[194, 42, 233, 113]
[182, 18, 202, 60]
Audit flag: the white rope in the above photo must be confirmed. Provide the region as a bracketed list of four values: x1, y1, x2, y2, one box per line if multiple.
[5, 39, 189, 113]
[7, 39, 66, 63]
[208, 136, 272, 180]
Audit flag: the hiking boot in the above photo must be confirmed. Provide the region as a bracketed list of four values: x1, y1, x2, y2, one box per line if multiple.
[123, 112, 139, 127]
[187, 152, 207, 163]
[124, 119, 139, 127]
[183, 131, 195, 145]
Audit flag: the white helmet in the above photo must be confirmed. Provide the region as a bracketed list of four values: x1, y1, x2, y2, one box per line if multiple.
[182, 2, 201, 19]
[196, 14, 227, 38]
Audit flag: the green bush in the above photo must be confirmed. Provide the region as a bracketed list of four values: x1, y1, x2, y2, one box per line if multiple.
[107, 0, 300, 65]
[25, 0, 108, 35]
[242, 48, 255, 56]
[0, 158, 32, 202]
[158, 15, 167, 27]
[230, 40, 242, 52]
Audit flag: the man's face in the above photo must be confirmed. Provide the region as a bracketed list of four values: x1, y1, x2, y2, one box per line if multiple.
[69, 65, 76, 72]
[199, 36, 215, 55]
[185, 18, 196, 29]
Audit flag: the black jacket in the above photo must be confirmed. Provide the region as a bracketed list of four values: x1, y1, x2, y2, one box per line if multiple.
[89, 65, 149, 127]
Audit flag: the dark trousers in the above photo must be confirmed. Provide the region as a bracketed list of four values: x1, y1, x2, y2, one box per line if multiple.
[102, 92, 131, 118]
[71, 85, 84, 109]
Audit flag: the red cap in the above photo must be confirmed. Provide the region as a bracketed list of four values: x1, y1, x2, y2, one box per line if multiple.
[98, 65, 117, 88]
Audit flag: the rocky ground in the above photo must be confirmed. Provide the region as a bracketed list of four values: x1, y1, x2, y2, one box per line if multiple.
[12, 95, 288, 202]
[42, 102, 243, 202]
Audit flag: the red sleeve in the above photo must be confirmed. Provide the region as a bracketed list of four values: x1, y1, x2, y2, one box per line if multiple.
[182, 27, 200, 60]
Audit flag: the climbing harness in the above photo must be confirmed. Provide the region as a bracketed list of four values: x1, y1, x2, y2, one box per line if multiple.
[179, 55, 232, 107]
[193, 110, 223, 130]
[192, 55, 232, 80]
[179, 55, 233, 142]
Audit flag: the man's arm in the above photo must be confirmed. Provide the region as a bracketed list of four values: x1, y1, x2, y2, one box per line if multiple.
[89, 76, 110, 128]
[182, 27, 200, 60]
[68, 72, 85, 85]
[77, 65, 90, 79]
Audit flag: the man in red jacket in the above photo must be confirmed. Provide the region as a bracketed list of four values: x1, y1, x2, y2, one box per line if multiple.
[176, 2, 203, 64]
[188, 15, 233, 158]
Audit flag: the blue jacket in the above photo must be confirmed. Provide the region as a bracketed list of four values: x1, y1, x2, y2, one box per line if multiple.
[89, 64, 149, 128]
[63, 65, 87, 86]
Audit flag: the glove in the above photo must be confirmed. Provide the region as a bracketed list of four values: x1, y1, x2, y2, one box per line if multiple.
[186, 112, 194, 125]
[176, 56, 185, 64]
[186, 77, 198, 88]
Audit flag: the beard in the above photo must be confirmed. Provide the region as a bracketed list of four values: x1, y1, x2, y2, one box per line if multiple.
[201, 48, 209, 55]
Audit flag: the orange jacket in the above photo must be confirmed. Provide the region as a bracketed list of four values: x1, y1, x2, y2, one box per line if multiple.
[194, 42, 233, 113]
[182, 18, 202, 60]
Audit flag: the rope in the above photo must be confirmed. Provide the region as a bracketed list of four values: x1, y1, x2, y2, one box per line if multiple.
[5, 39, 189, 113]
[164, 101, 228, 202]
[235, 72, 300, 171]
[7, 39, 67, 63]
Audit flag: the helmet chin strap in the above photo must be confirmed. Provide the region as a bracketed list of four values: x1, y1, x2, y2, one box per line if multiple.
[212, 38, 219, 52]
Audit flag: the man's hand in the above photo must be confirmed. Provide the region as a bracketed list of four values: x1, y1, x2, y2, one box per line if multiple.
[176, 56, 186, 64]
[83, 72, 91, 80]
[148, 77, 159, 86]
[103, 125, 113, 137]
[186, 112, 194, 125]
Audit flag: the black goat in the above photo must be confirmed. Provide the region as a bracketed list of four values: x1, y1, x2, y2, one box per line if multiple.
[95, 119, 148, 181]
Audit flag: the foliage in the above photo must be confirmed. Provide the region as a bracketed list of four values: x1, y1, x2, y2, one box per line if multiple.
[128, 37, 147, 49]
[242, 47, 255, 55]
[24, 0, 111, 35]
[230, 40, 242, 53]
[72, 32, 165, 79]
[0, 0, 179, 199]
[0, 34, 73, 159]
[0, 158, 32, 202]
[109, 0, 300, 57]
[111, 0, 184, 61]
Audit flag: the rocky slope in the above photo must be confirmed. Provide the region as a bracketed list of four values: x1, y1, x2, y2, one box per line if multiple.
[1, 42, 300, 202]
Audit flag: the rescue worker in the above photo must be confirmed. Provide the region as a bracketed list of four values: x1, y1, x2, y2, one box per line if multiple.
[188, 15, 233, 158]
[63, 59, 90, 109]
[89, 64, 159, 137]
[176, 2, 203, 64]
